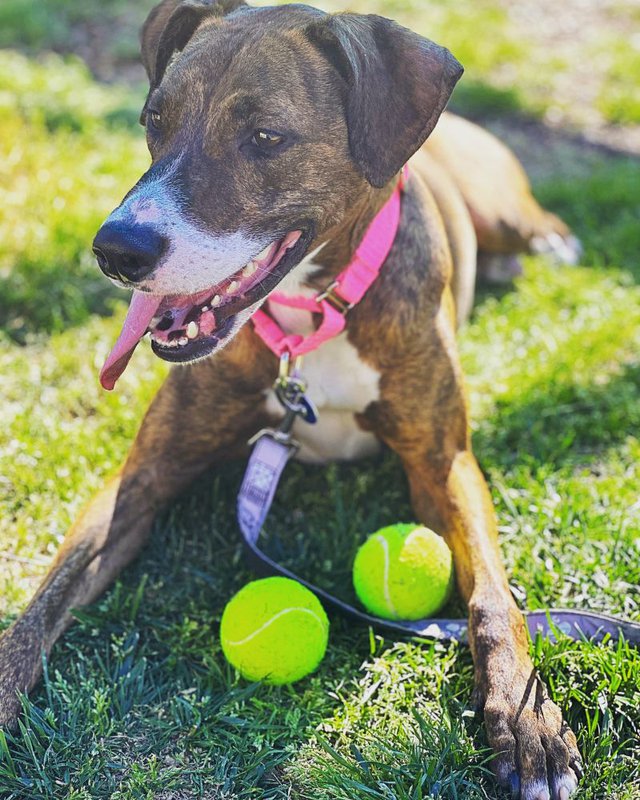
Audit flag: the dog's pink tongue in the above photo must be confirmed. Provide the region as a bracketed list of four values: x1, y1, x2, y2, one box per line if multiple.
[100, 291, 163, 391]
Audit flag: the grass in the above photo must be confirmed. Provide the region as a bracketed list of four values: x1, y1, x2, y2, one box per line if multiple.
[593, 36, 640, 126]
[536, 159, 640, 273]
[1, 4, 640, 798]
[0, 52, 147, 343]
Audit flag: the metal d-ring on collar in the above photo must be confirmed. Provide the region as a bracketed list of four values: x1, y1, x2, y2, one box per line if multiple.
[315, 280, 354, 316]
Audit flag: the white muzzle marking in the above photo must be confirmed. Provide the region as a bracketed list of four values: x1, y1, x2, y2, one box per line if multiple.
[106, 170, 266, 296]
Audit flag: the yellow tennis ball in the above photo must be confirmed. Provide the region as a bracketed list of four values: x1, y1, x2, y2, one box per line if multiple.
[220, 576, 329, 684]
[353, 524, 454, 620]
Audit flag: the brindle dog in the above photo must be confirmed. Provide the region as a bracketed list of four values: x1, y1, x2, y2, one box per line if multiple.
[0, 2, 582, 797]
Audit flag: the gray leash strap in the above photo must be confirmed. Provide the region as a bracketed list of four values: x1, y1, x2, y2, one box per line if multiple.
[237, 362, 640, 646]
[237, 433, 640, 646]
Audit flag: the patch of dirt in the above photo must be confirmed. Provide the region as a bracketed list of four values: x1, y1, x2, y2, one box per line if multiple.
[498, 0, 640, 154]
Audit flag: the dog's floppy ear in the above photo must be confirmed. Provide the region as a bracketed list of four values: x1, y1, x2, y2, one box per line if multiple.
[305, 14, 463, 188]
[140, 0, 246, 88]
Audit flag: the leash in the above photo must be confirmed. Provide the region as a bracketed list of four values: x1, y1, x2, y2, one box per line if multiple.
[237, 170, 640, 647]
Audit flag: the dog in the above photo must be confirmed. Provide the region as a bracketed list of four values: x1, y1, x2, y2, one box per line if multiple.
[0, 2, 583, 797]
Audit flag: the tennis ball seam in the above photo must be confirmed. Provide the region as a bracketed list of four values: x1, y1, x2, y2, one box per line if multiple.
[224, 606, 327, 647]
[373, 533, 398, 618]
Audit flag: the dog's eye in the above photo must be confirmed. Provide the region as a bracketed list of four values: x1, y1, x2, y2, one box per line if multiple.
[147, 110, 162, 132]
[251, 129, 285, 150]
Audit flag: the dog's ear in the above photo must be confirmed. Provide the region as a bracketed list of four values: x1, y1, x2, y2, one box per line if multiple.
[140, 0, 246, 88]
[305, 14, 463, 188]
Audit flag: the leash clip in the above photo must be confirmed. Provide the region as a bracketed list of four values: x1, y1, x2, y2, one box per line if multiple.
[247, 350, 318, 447]
[272, 351, 318, 426]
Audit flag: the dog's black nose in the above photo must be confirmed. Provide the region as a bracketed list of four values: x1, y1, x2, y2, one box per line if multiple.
[92, 222, 167, 284]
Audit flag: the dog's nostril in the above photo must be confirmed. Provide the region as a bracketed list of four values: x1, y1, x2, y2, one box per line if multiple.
[93, 247, 109, 272]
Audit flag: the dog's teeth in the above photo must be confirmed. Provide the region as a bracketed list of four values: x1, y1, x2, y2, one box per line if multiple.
[178, 337, 188, 346]
[227, 279, 240, 294]
[255, 244, 272, 261]
[211, 294, 221, 307]
[201, 305, 209, 313]
[186, 321, 199, 339]
[243, 261, 258, 278]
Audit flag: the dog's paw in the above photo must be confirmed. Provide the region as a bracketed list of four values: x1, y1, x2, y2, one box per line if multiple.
[483, 679, 582, 800]
[530, 232, 583, 266]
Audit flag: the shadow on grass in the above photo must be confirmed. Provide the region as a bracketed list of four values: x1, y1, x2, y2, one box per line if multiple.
[474, 362, 640, 474]
[0, 265, 120, 344]
[31, 97, 145, 135]
[0, 0, 155, 81]
[8, 399, 636, 795]
[536, 157, 640, 278]
[451, 79, 528, 118]
[3, 340, 639, 794]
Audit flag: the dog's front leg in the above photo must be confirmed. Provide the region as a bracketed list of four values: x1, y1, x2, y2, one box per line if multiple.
[363, 307, 581, 800]
[405, 452, 581, 799]
[0, 346, 272, 727]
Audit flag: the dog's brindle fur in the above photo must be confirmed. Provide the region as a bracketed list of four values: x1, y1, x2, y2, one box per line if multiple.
[0, 2, 581, 797]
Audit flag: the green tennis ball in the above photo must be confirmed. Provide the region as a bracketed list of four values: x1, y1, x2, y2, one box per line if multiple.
[353, 524, 454, 620]
[220, 576, 329, 685]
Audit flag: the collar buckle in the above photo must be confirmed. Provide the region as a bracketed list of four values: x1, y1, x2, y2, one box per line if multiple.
[316, 280, 353, 315]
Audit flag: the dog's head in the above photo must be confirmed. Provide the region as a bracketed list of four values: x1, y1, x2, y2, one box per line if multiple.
[94, 0, 462, 389]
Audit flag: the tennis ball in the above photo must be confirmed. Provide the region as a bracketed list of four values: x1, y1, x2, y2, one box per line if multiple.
[220, 576, 329, 684]
[353, 524, 453, 620]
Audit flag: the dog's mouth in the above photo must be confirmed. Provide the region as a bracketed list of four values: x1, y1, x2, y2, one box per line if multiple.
[100, 230, 305, 390]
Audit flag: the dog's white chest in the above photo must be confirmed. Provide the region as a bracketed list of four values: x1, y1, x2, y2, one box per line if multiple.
[263, 261, 381, 464]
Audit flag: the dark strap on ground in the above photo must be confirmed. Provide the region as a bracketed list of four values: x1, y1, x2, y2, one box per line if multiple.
[237, 433, 640, 646]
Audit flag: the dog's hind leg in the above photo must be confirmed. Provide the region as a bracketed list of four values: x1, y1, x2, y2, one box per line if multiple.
[0, 340, 272, 727]
[424, 112, 582, 275]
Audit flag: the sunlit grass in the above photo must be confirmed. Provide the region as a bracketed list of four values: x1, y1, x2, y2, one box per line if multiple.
[0, 52, 148, 341]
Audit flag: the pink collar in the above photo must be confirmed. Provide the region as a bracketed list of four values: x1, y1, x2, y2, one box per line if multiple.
[251, 167, 407, 358]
